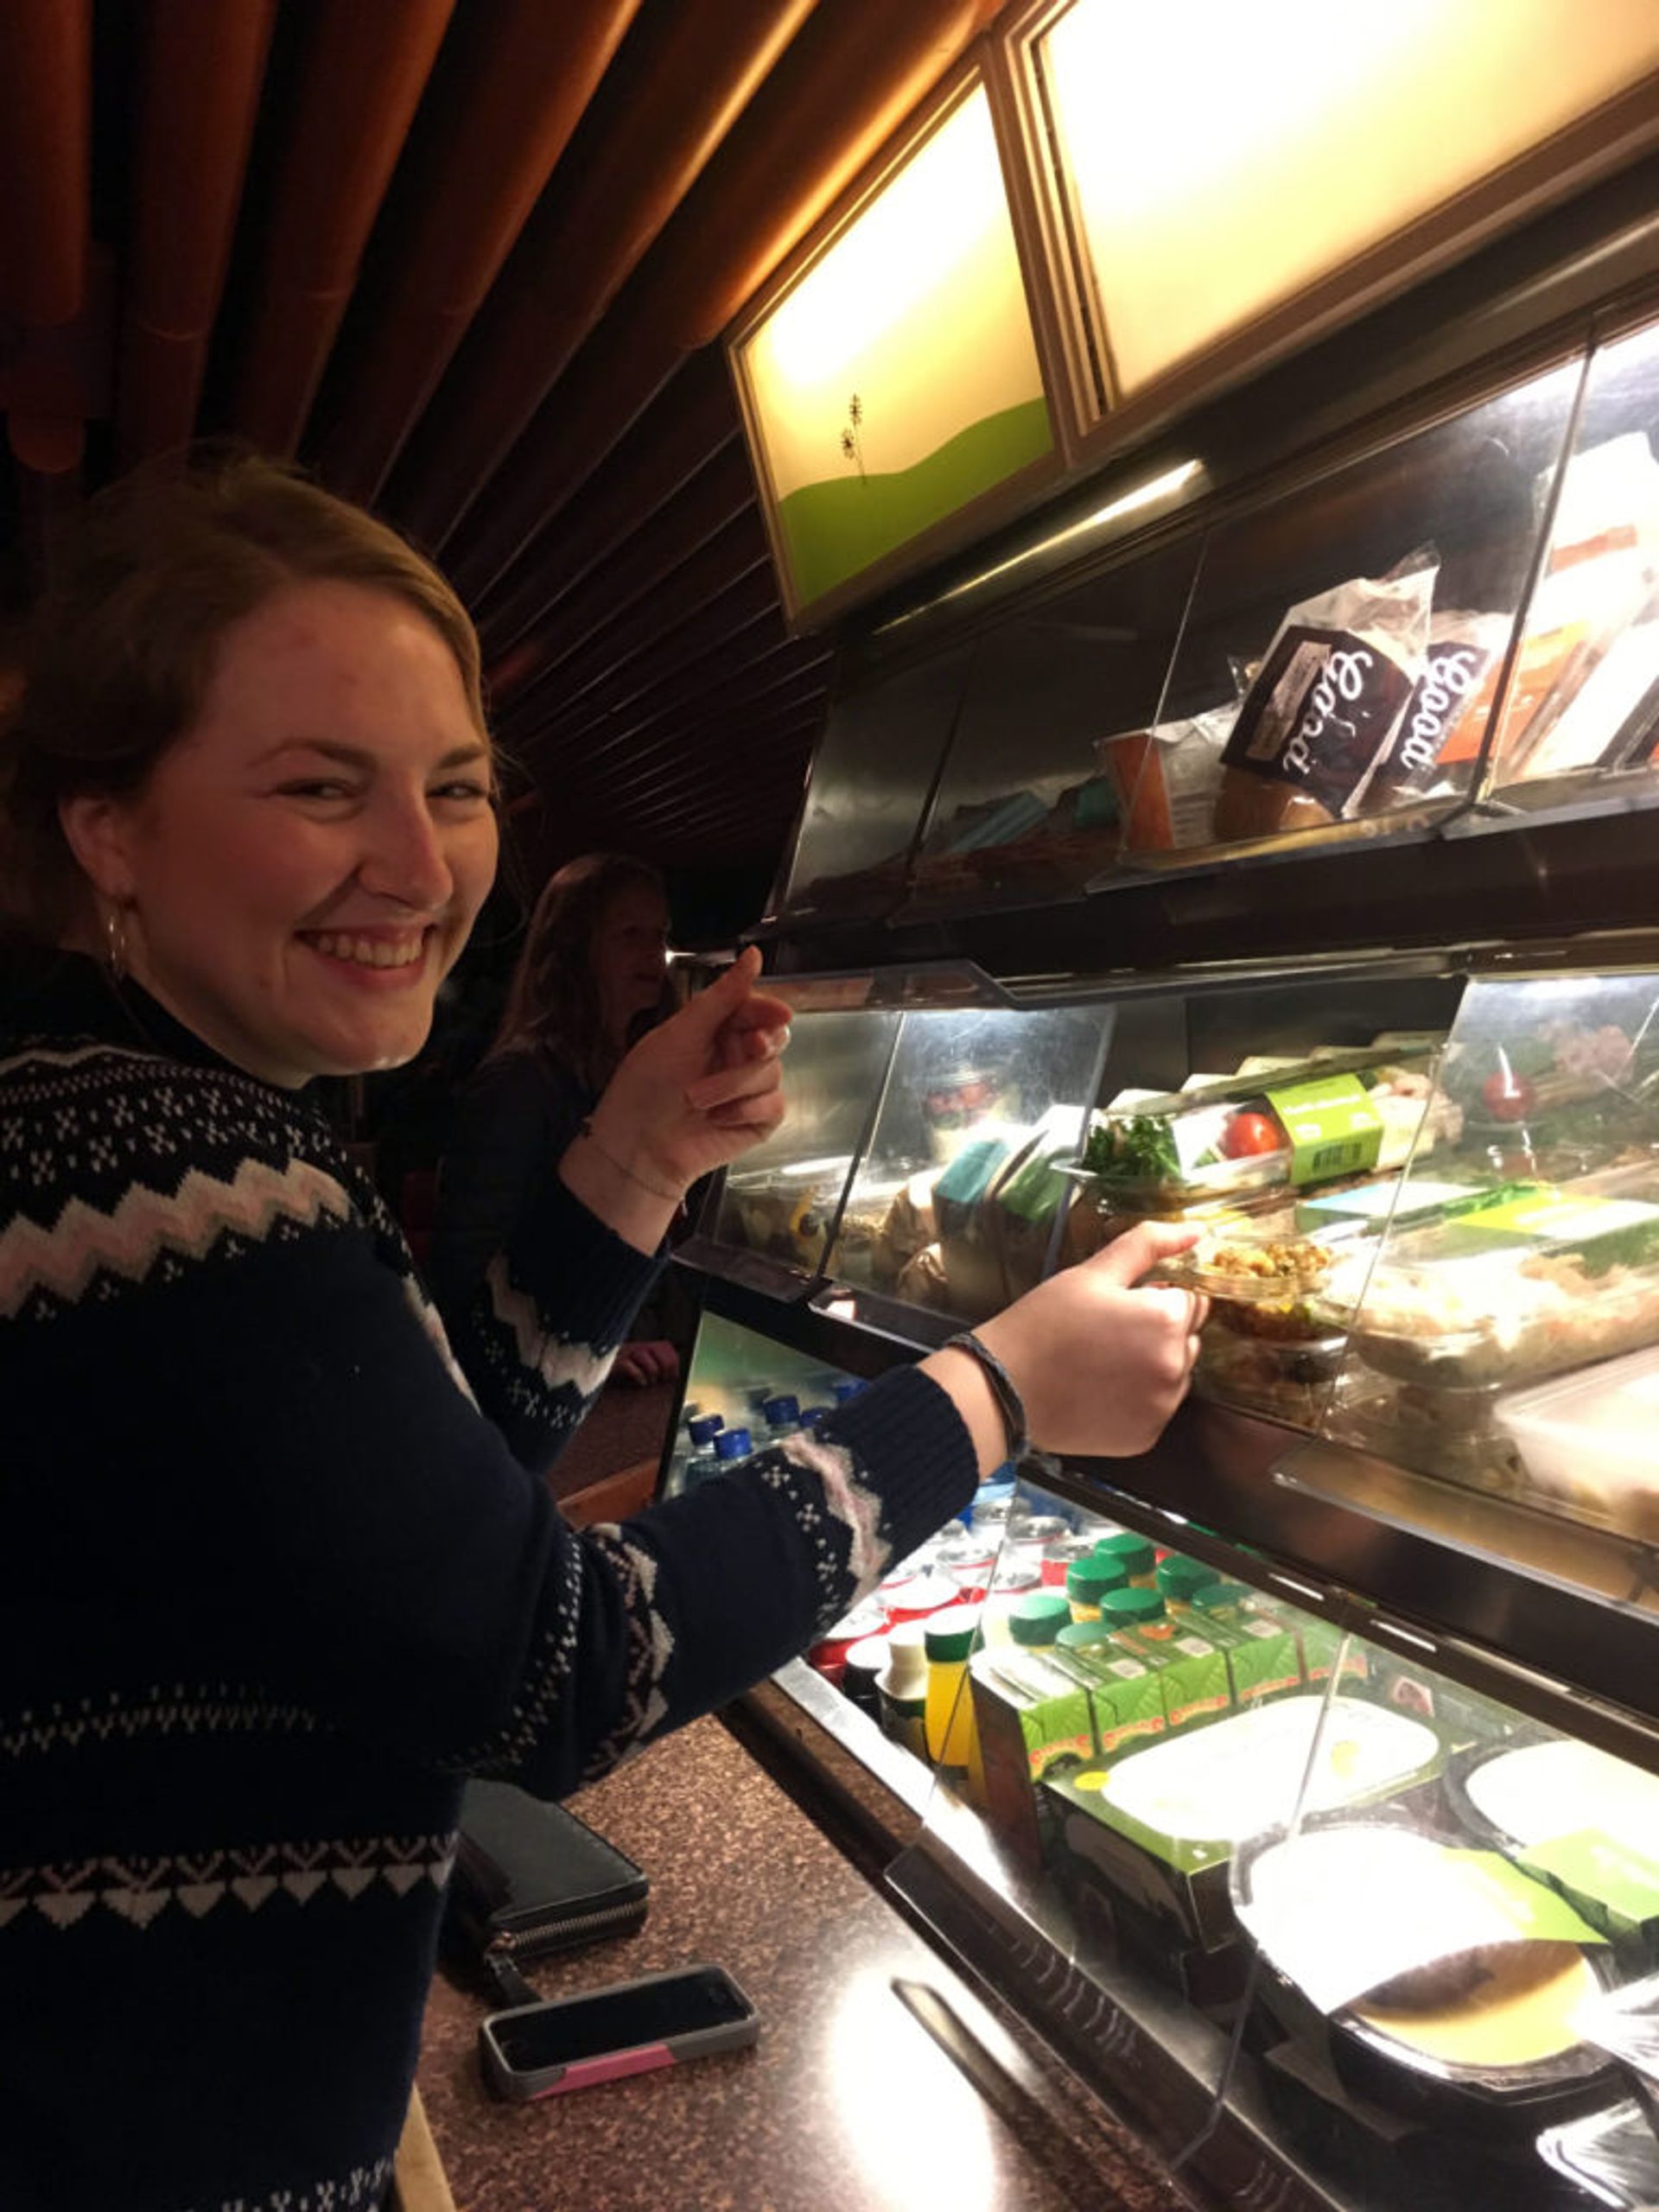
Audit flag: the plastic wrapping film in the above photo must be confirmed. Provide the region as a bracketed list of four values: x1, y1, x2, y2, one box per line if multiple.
[1536, 2098, 1659, 2207]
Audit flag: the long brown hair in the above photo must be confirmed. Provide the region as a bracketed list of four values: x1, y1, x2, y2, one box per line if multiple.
[493, 852, 672, 1091]
[0, 448, 487, 946]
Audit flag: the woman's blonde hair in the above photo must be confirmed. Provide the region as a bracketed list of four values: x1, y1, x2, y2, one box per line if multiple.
[0, 448, 486, 944]
[493, 852, 672, 1093]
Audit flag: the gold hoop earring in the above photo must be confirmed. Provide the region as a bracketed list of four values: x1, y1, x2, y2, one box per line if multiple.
[105, 906, 129, 983]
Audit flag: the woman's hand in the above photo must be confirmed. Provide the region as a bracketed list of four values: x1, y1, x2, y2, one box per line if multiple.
[561, 949, 790, 1252]
[923, 1223, 1209, 1473]
[613, 1338, 680, 1387]
[594, 946, 790, 1189]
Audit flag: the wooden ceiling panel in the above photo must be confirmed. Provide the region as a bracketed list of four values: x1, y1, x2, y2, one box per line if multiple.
[0, 0, 1001, 908]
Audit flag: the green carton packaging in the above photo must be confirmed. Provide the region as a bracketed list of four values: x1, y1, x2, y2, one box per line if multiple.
[969, 1649, 1096, 1868]
[1204, 1613, 1304, 1706]
[1113, 1627, 1232, 1733]
[1046, 1646, 1167, 1758]
[1296, 1613, 1370, 1689]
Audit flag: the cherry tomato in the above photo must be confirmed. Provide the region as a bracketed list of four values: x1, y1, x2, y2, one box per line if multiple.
[1220, 1110, 1281, 1159]
[1481, 1070, 1535, 1123]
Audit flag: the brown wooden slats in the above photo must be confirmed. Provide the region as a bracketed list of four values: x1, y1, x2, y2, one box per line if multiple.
[118, 0, 276, 465]
[315, 0, 645, 503]
[230, 0, 454, 455]
[390, 0, 818, 552]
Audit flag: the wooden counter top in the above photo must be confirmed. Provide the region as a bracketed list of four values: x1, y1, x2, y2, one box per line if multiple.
[415, 1715, 1192, 2212]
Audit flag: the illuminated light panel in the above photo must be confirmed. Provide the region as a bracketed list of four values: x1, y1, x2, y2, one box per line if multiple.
[1039, 0, 1659, 398]
[740, 83, 1052, 611]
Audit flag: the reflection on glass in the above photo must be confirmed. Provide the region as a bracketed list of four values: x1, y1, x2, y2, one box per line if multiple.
[1327, 970, 1659, 1541]
[1493, 316, 1659, 801]
[663, 1313, 858, 1498]
[778, 641, 974, 919]
[1111, 356, 1582, 856]
[902, 532, 1201, 914]
[826, 1006, 1109, 1322]
[1031, 0, 1659, 404]
[712, 1011, 899, 1275]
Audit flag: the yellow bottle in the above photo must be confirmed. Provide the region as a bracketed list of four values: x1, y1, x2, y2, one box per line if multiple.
[924, 1605, 984, 1774]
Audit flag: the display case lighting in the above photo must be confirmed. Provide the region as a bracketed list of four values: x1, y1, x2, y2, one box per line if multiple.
[877, 454, 1204, 631]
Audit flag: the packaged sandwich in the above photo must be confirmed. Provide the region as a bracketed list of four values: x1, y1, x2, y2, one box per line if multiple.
[1365, 609, 1512, 807]
[1215, 560, 1437, 837]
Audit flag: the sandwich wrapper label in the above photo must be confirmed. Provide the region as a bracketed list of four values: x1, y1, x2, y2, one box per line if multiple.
[1266, 1073, 1384, 1189]
[1239, 1827, 1605, 2018]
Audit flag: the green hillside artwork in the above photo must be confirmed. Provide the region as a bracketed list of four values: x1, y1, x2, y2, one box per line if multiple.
[777, 396, 1052, 608]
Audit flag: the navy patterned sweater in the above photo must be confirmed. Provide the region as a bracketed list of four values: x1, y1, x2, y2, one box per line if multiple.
[0, 953, 976, 2212]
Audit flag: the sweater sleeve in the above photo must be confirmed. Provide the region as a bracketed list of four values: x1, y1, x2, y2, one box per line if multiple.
[429, 1053, 644, 1470]
[3, 1054, 977, 1801]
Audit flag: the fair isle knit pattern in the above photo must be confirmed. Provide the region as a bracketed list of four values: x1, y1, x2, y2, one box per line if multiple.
[0, 955, 977, 2211]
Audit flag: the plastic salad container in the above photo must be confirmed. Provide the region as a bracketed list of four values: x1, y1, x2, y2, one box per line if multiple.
[1320, 1184, 1659, 1391]
[1198, 1327, 1349, 1427]
[1075, 1049, 1443, 1212]
[1158, 1217, 1363, 1342]
[1492, 1343, 1659, 1541]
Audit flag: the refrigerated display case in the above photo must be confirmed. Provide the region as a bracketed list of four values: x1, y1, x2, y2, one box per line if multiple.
[670, 175, 1659, 2212]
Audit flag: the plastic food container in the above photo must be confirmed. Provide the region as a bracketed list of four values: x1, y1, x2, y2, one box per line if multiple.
[1236, 1821, 1618, 2141]
[1492, 1344, 1659, 1541]
[1160, 1217, 1359, 1344]
[1075, 1049, 1440, 1212]
[1322, 1196, 1659, 1391]
[721, 1154, 853, 1268]
[1328, 1371, 1526, 1496]
[1102, 1696, 1441, 1851]
[1197, 1326, 1348, 1427]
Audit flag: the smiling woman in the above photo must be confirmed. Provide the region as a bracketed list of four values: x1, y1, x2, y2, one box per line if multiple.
[0, 452, 1202, 2212]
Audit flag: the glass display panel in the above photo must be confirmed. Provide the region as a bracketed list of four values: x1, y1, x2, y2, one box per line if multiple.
[824, 1004, 1111, 1323]
[662, 1313, 865, 1499]
[734, 79, 1053, 620]
[1109, 357, 1582, 861]
[711, 1010, 899, 1277]
[1326, 969, 1659, 1546]
[1491, 315, 1659, 804]
[775, 639, 974, 921]
[899, 531, 1202, 916]
[1028, 0, 1659, 408]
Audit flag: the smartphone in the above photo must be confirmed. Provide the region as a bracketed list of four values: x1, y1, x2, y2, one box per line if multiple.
[478, 1963, 760, 2100]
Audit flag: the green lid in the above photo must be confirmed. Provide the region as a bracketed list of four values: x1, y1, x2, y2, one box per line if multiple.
[1100, 1586, 1166, 1627]
[1094, 1532, 1155, 1580]
[1066, 1555, 1128, 1602]
[1056, 1619, 1115, 1651]
[1009, 1592, 1071, 1646]
[1194, 1580, 1250, 1611]
[1157, 1554, 1214, 1602]
[925, 1605, 983, 1662]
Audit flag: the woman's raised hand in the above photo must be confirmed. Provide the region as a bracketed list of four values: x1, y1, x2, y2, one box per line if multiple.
[588, 946, 791, 1196]
[926, 1222, 1209, 1471]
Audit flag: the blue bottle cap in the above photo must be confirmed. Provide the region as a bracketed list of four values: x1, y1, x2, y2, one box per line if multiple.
[801, 1406, 834, 1430]
[714, 1427, 753, 1462]
[762, 1395, 800, 1426]
[687, 1414, 724, 1446]
[831, 1379, 864, 1403]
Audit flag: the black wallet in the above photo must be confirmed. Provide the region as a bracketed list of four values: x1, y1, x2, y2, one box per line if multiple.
[445, 1780, 650, 2005]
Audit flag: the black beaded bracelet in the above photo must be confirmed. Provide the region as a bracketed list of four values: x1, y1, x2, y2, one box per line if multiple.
[943, 1330, 1030, 1465]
